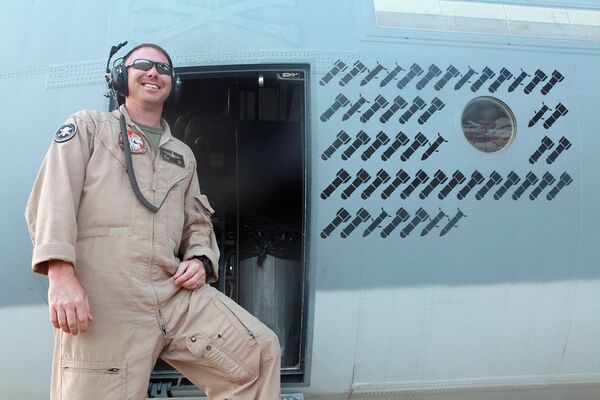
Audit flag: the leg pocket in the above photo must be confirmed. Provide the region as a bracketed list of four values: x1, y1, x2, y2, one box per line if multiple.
[185, 330, 258, 384]
[61, 359, 126, 399]
[214, 292, 281, 362]
[173, 293, 261, 384]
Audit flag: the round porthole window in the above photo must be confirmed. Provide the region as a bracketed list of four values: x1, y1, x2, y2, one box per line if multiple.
[461, 97, 516, 153]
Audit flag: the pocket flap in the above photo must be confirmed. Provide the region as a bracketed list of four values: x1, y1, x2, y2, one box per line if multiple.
[185, 334, 212, 358]
[184, 332, 255, 383]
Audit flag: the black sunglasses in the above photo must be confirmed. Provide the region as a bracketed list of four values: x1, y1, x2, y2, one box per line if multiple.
[126, 59, 172, 75]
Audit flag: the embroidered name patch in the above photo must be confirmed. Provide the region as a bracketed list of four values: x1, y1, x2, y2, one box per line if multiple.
[54, 123, 77, 143]
[118, 130, 146, 154]
[160, 148, 185, 167]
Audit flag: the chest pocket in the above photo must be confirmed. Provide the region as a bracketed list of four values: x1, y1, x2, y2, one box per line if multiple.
[78, 134, 138, 229]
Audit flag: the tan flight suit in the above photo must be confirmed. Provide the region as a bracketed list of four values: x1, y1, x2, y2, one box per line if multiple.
[25, 106, 281, 400]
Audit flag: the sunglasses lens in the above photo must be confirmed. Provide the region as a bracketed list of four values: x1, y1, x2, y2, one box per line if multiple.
[128, 59, 172, 75]
[156, 63, 172, 75]
[131, 60, 153, 71]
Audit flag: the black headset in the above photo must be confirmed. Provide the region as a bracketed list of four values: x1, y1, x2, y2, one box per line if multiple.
[106, 42, 182, 104]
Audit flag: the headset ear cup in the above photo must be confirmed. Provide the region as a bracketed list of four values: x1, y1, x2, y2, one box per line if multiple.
[167, 74, 182, 104]
[121, 65, 129, 97]
[110, 64, 128, 97]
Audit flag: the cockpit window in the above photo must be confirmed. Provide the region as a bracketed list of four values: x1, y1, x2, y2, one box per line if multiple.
[461, 96, 516, 153]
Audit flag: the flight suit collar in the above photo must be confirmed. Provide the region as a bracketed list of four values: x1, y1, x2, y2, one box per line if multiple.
[113, 105, 175, 148]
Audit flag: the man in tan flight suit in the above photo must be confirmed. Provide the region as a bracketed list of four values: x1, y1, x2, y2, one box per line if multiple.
[26, 43, 280, 399]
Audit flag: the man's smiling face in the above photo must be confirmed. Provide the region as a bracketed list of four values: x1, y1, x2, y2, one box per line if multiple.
[124, 46, 172, 108]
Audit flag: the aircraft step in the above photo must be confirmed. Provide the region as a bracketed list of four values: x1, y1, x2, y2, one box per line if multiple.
[148, 395, 303, 399]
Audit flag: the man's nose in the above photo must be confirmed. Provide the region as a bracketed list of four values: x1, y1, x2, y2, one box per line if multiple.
[145, 64, 159, 76]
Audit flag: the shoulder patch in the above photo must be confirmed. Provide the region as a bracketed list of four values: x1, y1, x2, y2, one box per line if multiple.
[54, 123, 77, 143]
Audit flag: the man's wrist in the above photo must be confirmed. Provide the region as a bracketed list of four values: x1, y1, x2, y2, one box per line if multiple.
[192, 256, 213, 278]
[47, 260, 75, 279]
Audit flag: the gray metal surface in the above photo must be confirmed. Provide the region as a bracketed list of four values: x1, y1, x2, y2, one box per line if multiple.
[239, 255, 302, 368]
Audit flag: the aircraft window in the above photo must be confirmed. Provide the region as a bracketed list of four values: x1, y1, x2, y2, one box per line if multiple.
[461, 96, 516, 153]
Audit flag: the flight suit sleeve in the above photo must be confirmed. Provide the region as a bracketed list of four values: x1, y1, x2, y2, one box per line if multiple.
[180, 166, 220, 283]
[25, 114, 95, 275]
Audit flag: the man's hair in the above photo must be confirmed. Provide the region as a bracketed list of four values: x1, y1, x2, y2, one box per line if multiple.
[122, 43, 173, 67]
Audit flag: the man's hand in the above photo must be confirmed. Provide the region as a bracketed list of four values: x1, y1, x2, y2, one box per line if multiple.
[48, 261, 94, 335]
[173, 258, 206, 290]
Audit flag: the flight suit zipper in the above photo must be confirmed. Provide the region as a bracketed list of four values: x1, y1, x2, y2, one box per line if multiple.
[217, 299, 256, 340]
[63, 366, 121, 374]
[148, 140, 168, 337]
[159, 310, 167, 337]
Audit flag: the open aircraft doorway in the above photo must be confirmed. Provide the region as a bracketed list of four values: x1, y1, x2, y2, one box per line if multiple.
[150, 65, 309, 396]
